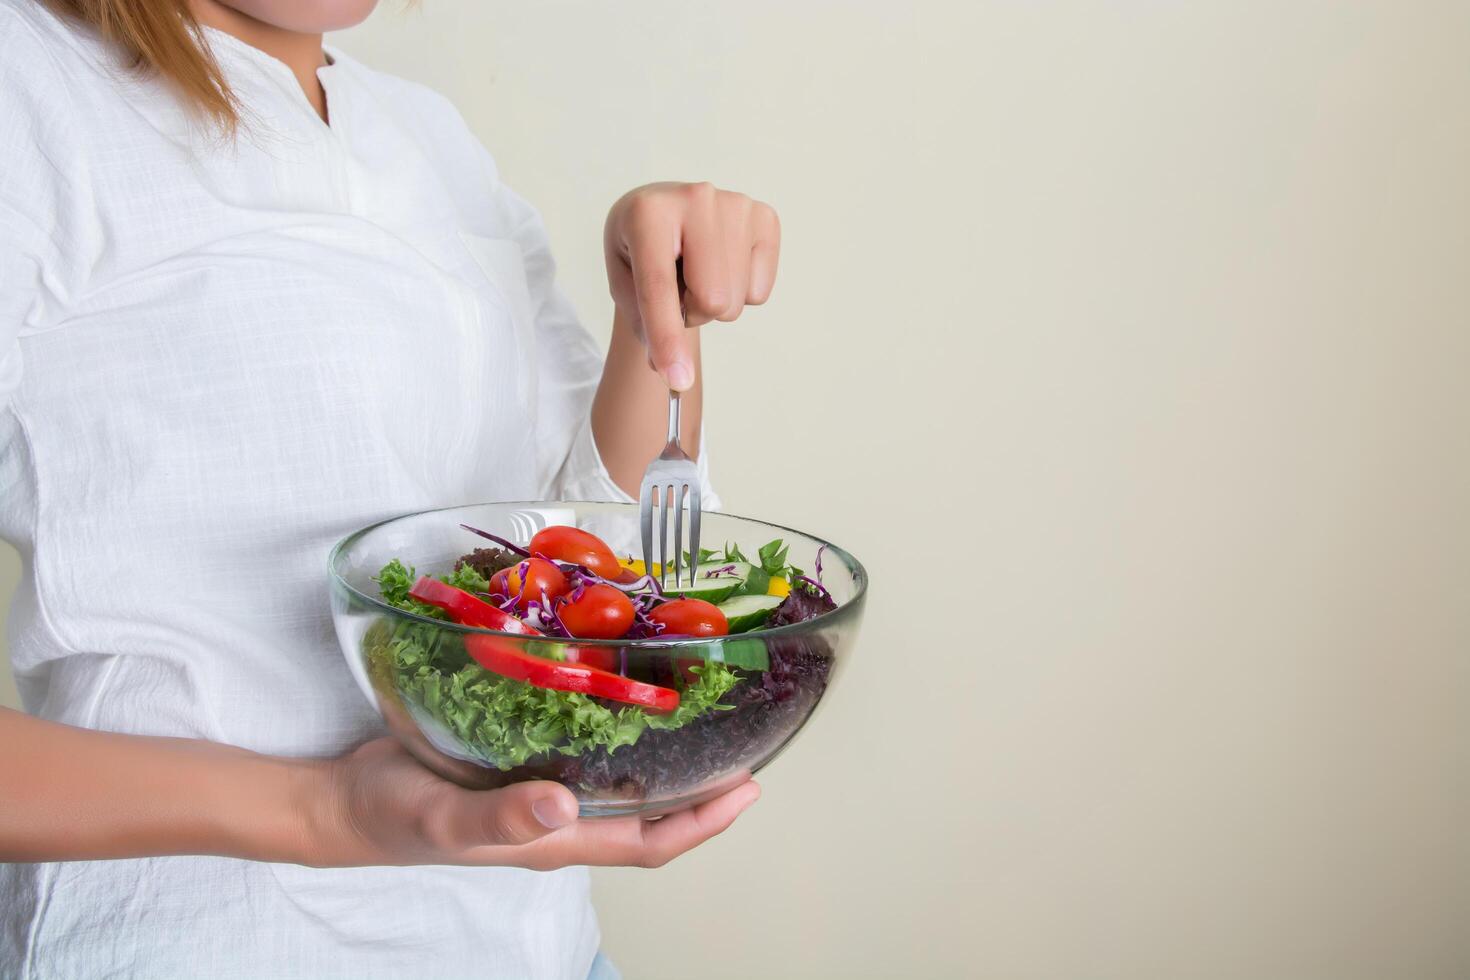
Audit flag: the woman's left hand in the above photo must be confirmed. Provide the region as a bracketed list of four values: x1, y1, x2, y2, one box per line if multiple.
[604, 182, 780, 392]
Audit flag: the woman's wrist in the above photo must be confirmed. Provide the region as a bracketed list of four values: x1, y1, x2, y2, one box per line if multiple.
[207, 748, 338, 867]
[107, 736, 338, 867]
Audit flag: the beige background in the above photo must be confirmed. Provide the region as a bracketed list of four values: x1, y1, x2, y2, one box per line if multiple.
[5, 1, 1470, 977]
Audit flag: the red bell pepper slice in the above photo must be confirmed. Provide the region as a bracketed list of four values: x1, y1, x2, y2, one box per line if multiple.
[561, 647, 620, 672]
[408, 577, 679, 714]
[463, 635, 679, 714]
[408, 576, 539, 634]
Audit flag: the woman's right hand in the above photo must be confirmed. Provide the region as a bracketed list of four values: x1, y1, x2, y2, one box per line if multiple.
[310, 737, 760, 870]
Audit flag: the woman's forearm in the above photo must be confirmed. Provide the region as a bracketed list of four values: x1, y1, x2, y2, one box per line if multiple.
[0, 705, 758, 870]
[0, 706, 324, 865]
[591, 309, 703, 498]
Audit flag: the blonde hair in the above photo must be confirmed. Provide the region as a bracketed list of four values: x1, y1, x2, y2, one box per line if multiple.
[44, 0, 240, 130]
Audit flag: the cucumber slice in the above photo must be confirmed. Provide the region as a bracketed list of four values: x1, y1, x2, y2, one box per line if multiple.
[681, 637, 770, 671]
[661, 576, 740, 604]
[663, 562, 752, 604]
[717, 593, 784, 634]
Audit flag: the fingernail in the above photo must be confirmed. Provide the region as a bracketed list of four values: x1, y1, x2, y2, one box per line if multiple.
[739, 784, 761, 813]
[533, 796, 574, 829]
[666, 360, 695, 392]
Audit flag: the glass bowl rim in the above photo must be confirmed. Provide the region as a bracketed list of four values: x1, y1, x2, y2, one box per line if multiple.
[328, 499, 868, 648]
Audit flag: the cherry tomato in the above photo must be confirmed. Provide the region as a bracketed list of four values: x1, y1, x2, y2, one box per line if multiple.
[649, 598, 729, 637]
[489, 567, 511, 597]
[529, 526, 622, 579]
[489, 557, 568, 612]
[557, 583, 637, 640]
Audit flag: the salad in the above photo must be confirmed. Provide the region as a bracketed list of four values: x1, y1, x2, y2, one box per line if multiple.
[365, 523, 837, 797]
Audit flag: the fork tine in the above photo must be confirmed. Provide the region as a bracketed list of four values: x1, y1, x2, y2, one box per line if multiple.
[639, 480, 654, 578]
[658, 485, 672, 589]
[688, 483, 701, 587]
[637, 389, 703, 593]
[673, 484, 684, 588]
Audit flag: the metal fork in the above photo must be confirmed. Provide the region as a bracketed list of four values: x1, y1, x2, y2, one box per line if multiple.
[638, 390, 702, 588]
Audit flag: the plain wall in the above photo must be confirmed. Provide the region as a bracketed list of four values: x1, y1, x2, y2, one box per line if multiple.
[4, 1, 1469, 977]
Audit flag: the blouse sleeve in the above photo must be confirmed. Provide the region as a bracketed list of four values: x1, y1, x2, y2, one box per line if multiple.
[496, 185, 721, 511]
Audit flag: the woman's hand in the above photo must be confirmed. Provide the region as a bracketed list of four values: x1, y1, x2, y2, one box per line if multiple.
[592, 181, 780, 495]
[603, 182, 780, 392]
[313, 737, 760, 869]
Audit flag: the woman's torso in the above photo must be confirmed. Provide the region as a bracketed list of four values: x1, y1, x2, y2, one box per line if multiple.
[0, 3, 602, 975]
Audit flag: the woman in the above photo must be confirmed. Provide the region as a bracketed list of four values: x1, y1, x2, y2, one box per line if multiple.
[0, 0, 779, 975]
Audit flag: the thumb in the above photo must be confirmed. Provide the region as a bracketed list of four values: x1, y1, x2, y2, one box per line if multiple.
[436, 780, 579, 849]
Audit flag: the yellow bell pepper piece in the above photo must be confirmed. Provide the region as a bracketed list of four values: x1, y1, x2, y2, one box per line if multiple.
[767, 576, 791, 597]
[619, 557, 662, 577]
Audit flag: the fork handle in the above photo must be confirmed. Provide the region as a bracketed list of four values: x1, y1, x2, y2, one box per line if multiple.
[666, 389, 682, 448]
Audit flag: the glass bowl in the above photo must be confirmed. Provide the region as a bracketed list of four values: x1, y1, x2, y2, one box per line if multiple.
[328, 501, 866, 817]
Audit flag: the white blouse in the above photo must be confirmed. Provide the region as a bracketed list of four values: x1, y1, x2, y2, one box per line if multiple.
[0, 2, 711, 976]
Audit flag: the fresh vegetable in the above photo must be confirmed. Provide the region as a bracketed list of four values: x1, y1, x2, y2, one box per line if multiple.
[407, 575, 677, 712]
[388, 529, 833, 645]
[733, 564, 771, 597]
[463, 634, 678, 713]
[662, 560, 783, 603]
[557, 629, 832, 798]
[690, 638, 771, 671]
[365, 617, 740, 770]
[660, 570, 743, 605]
[558, 583, 636, 640]
[716, 593, 784, 633]
[757, 539, 792, 576]
[381, 529, 832, 643]
[367, 526, 840, 786]
[456, 547, 521, 581]
[407, 575, 537, 634]
[618, 558, 660, 577]
[489, 557, 569, 612]
[378, 558, 489, 617]
[529, 525, 623, 579]
[560, 645, 619, 672]
[688, 540, 804, 596]
[649, 598, 729, 637]
[765, 580, 838, 628]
